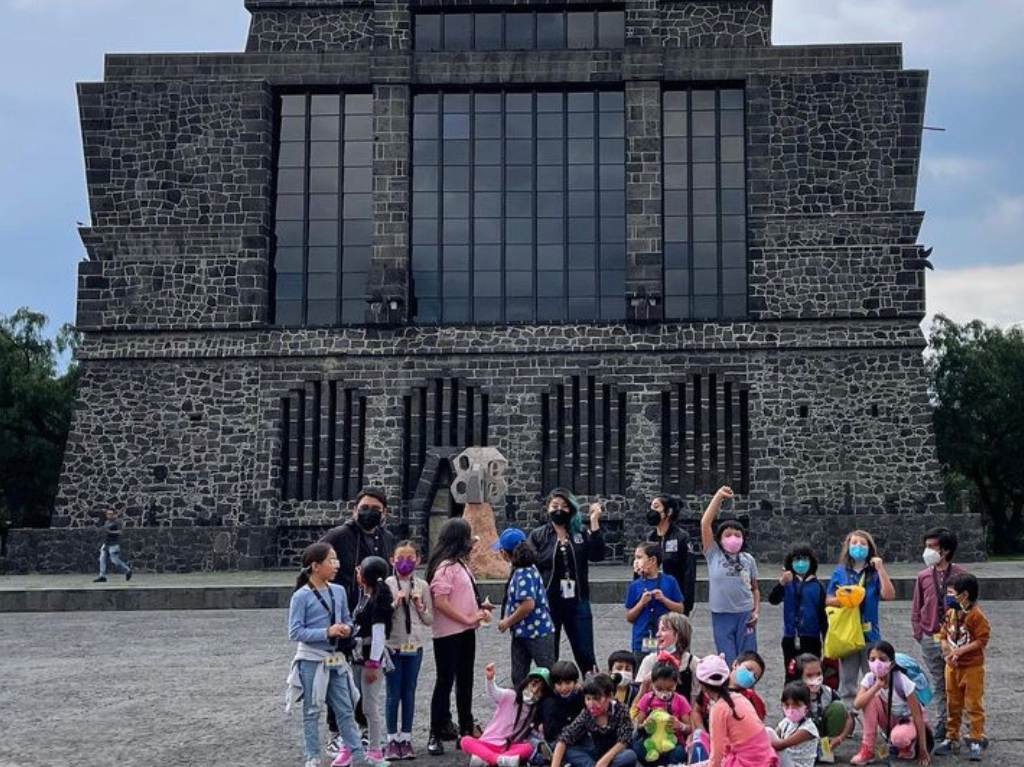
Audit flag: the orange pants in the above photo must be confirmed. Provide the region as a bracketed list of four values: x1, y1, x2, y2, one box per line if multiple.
[945, 663, 985, 741]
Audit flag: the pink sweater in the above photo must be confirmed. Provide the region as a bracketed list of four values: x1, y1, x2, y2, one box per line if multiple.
[479, 679, 534, 746]
[706, 694, 777, 767]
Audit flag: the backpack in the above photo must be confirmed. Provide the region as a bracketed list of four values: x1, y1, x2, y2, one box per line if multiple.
[894, 652, 933, 706]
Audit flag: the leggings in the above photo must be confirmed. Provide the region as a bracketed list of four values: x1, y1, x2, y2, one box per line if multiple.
[459, 737, 533, 766]
[431, 629, 477, 734]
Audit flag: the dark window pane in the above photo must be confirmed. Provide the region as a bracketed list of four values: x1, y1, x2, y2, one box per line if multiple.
[599, 243, 625, 269]
[344, 167, 372, 193]
[598, 11, 624, 47]
[309, 193, 338, 219]
[475, 93, 502, 113]
[505, 166, 532, 190]
[443, 139, 470, 165]
[538, 245, 564, 269]
[506, 298, 534, 322]
[281, 95, 306, 117]
[722, 294, 747, 318]
[664, 164, 687, 189]
[537, 166, 563, 191]
[568, 139, 595, 164]
[505, 13, 535, 49]
[276, 300, 303, 325]
[599, 191, 625, 217]
[412, 245, 438, 271]
[568, 244, 595, 270]
[537, 113, 564, 139]
[568, 112, 594, 138]
[722, 242, 746, 269]
[277, 142, 306, 168]
[567, 11, 595, 49]
[475, 166, 502, 191]
[277, 168, 305, 193]
[693, 216, 717, 242]
[664, 216, 688, 242]
[310, 115, 339, 141]
[664, 110, 687, 137]
[537, 271, 565, 298]
[537, 192, 565, 218]
[413, 271, 439, 297]
[692, 90, 716, 110]
[569, 192, 595, 217]
[664, 139, 687, 163]
[346, 115, 373, 140]
[694, 269, 719, 296]
[311, 95, 340, 115]
[343, 194, 371, 218]
[443, 192, 470, 217]
[475, 245, 501, 270]
[344, 141, 373, 166]
[537, 92, 562, 113]
[721, 189, 745, 215]
[693, 164, 717, 189]
[276, 274, 304, 300]
[309, 221, 339, 246]
[599, 164, 624, 189]
[693, 190, 717, 215]
[721, 163, 745, 189]
[444, 14, 472, 50]
[309, 168, 338, 194]
[309, 142, 339, 167]
[569, 165, 595, 190]
[537, 139, 564, 164]
[276, 221, 303, 246]
[413, 114, 438, 141]
[720, 137, 744, 162]
[722, 215, 746, 242]
[720, 89, 744, 110]
[722, 268, 746, 294]
[693, 111, 716, 137]
[474, 192, 501, 217]
[665, 269, 689, 295]
[444, 166, 471, 190]
[475, 271, 502, 298]
[693, 296, 719, 318]
[307, 301, 337, 326]
[343, 247, 371, 273]
[665, 296, 689, 319]
[601, 269, 625, 296]
[599, 138, 624, 163]
[475, 14, 502, 50]
[414, 94, 439, 113]
[506, 192, 532, 217]
[506, 271, 534, 298]
[442, 219, 469, 244]
[415, 299, 440, 323]
[443, 113, 470, 139]
[412, 219, 438, 245]
[276, 194, 305, 220]
[506, 219, 534, 244]
[538, 218, 563, 244]
[692, 137, 716, 163]
[506, 93, 532, 113]
[280, 116, 306, 142]
[506, 245, 533, 270]
[475, 113, 502, 139]
[414, 140, 438, 165]
[568, 91, 594, 113]
[445, 300, 470, 322]
[694, 243, 717, 269]
[416, 14, 441, 50]
[475, 140, 501, 164]
[664, 190, 687, 216]
[568, 297, 597, 320]
[505, 139, 533, 164]
[721, 111, 744, 136]
[275, 247, 303, 272]
[663, 91, 687, 111]
[443, 271, 470, 297]
[474, 299, 502, 322]
[474, 218, 501, 244]
[600, 217, 625, 243]
[537, 13, 565, 49]
[600, 296, 625, 320]
[309, 275, 339, 300]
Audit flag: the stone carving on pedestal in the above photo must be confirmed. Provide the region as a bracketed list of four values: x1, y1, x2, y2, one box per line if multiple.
[450, 447, 510, 579]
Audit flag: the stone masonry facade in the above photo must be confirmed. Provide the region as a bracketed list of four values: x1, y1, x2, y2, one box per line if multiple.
[2, 0, 984, 573]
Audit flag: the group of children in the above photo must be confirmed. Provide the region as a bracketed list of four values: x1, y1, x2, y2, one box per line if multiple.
[285, 514, 990, 767]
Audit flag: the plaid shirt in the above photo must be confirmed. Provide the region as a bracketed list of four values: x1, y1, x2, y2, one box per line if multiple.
[558, 699, 633, 754]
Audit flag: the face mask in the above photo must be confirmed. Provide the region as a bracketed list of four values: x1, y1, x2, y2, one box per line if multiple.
[558, 689, 576, 699]
[721, 535, 744, 554]
[614, 670, 633, 686]
[783, 705, 807, 724]
[645, 509, 663, 526]
[655, 690, 674, 702]
[356, 505, 382, 532]
[922, 548, 942, 568]
[849, 544, 869, 562]
[945, 595, 961, 610]
[549, 509, 572, 527]
[792, 558, 811, 576]
[659, 642, 677, 654]
[523, 692, 536, 705]
[586, 701, 606, 717]
[804, 675, 823, 691]
[869, 659, 892, 678]
[394, 557, 416, 577]
[734, 667, 757, 689]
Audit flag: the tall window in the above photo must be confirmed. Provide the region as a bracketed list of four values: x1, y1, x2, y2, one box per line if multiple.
[662, 88, 747, 320]
[411, 90, 626, 324]
[273, 93, 374, 326]
[415, 10, 624, 51]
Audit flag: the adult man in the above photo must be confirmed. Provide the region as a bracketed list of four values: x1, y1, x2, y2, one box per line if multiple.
[93, 509, 133, 582]
[320, 487, 396, 610]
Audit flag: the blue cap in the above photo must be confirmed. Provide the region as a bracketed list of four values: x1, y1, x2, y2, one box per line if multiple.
[492, 527, 527, 552]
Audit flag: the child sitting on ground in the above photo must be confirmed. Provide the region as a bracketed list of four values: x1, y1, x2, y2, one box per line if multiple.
[535, 661, 583, 761]
[629, 662, 699, 765]
[696, 651, 767, 728]
[461, 664, 551, 767]
[551, 674, 637, 767]
[791, 653, 851, 763]
[608, 650, 640, 709]
[770, 682, 818, 767]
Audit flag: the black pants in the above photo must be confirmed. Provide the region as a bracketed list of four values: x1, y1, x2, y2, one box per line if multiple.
[431, 628, 476, 735]
[549, 596, 597, 674]
[782, 635, 823, 680]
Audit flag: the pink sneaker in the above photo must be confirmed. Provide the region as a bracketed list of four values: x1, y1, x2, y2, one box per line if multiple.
[400, 742, 415, 760]
[366, 749, 385, 762]
[849, 746, 875, 765]
[383, 742, 402, 761]
[332, 745, 353, 767]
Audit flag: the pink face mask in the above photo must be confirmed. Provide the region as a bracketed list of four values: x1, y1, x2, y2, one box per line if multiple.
[586, 701, 607, 717]
[783, 705, 807, 723]
[721, 535, 744, 554]
[869, 659, 892, 678]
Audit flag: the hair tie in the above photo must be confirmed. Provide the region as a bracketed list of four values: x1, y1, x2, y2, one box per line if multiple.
[301, 565, 311, 574]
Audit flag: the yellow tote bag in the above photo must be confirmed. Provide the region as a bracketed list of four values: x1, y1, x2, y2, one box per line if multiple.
[823, 604, 866, 659]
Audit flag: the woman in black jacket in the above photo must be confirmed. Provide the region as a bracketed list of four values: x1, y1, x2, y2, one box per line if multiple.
[528, 488, 606, 674]
[643, 494, 696, 616]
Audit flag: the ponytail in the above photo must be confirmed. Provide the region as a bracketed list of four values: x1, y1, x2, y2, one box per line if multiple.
[704, 682, 743, 721]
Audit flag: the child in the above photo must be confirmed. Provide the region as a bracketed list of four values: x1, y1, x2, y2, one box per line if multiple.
[626, 543, 685, 655]
[93, 509, 133, 582]
[536, 661, 584, 757]
[850, 641, 931, 766]
[494, 528, 557, 684]
[460, 663, 550, 767]
[635, 613, 698, 704]
[384, 540, 433, 760]
[285, 543, 382, 767]
[630, 662, 699, 765]
[348, 556, 395, 765]
[936, 572, 989, 761]
[608, 650, 640, 708]
[768, 546, 827, 677]
[770, 683, 818, 767]
[551, 673, 638, 767]
[690, 655, 778, 767]
[697, 652, 767, 728]
[700, 486, 760, 665]
[792, 654, 851, 764]
[911, 528, 963, 742]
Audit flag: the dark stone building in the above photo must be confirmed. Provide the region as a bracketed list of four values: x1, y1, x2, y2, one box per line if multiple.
[5, 0, 985, 572]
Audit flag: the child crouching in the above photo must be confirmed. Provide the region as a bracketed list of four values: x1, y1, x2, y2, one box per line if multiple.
[770, 683, 818, 767]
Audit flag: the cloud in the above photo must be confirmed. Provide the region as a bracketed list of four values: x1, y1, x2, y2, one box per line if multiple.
[982, 196, 1024, 232]
[921, 155, 988, 182]
[925, 261, 1024, 330]
[7, 0, 117, 8]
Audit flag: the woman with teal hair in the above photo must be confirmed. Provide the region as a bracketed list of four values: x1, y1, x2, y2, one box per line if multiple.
[528, 488, 606, 673]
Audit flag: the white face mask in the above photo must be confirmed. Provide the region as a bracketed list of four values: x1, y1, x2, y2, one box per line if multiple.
[922, 548, 942, 568]
[804, 675, 824, 691]
[615, 670, 633, 686]
[522, 692, 536, 705]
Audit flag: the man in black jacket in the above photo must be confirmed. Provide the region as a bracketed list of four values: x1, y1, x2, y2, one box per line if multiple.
[320, 487, 396, 610]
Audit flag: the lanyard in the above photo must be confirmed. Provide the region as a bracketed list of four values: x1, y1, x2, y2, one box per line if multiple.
[309, 584, 339, 649]
[399, 577, 415, 634]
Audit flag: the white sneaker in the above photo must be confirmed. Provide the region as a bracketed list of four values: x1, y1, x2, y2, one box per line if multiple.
[306, 758, 323, 767]
[327, 735, 344, 754]
[496, 757, 520, 767]
[469, 757, 488, 767]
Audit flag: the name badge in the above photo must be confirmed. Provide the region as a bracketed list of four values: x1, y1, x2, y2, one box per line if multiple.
[560, 579, 577, 599]
[665, 540, 679, 553]
[399, 642, 419, 655]
[324, 654, 345, 668]
[572, 533, 584, 545]
[641, 636, 659, 653]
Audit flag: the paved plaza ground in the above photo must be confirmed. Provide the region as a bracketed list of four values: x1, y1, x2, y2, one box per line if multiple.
[0, 602, 1019, 767]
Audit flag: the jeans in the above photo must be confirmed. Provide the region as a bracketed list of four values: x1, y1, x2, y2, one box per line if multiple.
[549, 597, 597, 674]
[297, 660, 364, 761]
[98, 544, 131, 577]
[511, 633, 557, 687]
[710, 610, 757, 667]
[919, 633, 948, 736]
[565, 738, 638, 767]
[386, 647, 423, 736]
[431, 629, 476, 734]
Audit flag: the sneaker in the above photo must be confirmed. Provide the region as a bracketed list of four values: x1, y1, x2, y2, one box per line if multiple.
[496, 756, 520, 767]
[849, 747, 875, 765]
[126, 569, 133, 581]
[367, 749, 385, 762]
[469, 757, 488, 767]
[384, 742, 402, 761]
[93, 576, 107, 582]
[968, 742, 982, 761]
[327, 736, 343, 755]
[332, 745, 353, 767]
[400, 742, 415, 760]
[932, 740, 952, 756]
[360, 753, 390, 767]
[427, 734, 444, 757]
[306, 759, 323, 767]
[438, 720, 459, 741]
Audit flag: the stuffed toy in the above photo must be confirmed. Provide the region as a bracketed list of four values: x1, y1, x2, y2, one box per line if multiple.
[835, 584, 865, 608]
[642, 709, 678, 762]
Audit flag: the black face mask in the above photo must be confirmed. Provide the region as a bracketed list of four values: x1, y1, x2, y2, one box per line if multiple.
[356, 505, 382, 532]
[549, 509, 572, 527]
[645, 509, 663, 526]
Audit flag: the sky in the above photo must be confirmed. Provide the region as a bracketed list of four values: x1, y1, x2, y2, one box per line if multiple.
[0, 0, 1021, 340]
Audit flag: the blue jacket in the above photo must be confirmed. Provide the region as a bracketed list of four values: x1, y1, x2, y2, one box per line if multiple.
[768, 575, 826, 638]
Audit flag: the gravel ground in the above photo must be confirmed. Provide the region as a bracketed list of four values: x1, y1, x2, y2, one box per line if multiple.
[0, 601, 1019, 767]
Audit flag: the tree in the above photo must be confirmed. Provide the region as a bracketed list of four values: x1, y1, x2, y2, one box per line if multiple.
[0, 308, 80, 528]
[928, 315, 1024, 554]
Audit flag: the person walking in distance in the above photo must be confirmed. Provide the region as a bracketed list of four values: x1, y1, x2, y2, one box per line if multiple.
[94, 509, 132, 582]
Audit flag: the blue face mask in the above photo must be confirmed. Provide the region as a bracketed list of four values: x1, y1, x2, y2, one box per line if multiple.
[849, 544, 869, 562]
[945, 595, 961, 610]
[734, 667, 758, 689]
[792, 559, 810, 576]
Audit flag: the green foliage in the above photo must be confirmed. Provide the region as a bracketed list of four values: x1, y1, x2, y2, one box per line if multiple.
[0, 308, 80, 528]
[928, 315, 1024, 553]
